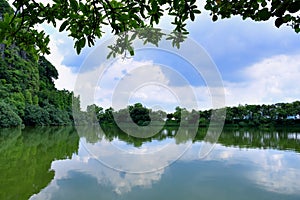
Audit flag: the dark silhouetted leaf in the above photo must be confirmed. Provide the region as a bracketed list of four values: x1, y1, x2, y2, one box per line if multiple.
[275, 17, 284, 28]
[59, 21, 68, 32]
[258, 8, 271, 20]
[212, 15, 218, 22]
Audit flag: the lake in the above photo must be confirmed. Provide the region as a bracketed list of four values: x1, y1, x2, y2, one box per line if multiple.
[1, 126, 300, 200]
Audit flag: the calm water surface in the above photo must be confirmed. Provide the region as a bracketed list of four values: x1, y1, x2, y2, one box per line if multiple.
[1, 126, 300, 200]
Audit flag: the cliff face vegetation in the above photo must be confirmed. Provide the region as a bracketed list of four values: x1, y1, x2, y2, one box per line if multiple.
[0, 45, 78, 127]
[0, 1, 79, 127]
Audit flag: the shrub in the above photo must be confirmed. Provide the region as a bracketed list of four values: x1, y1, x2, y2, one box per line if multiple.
[44, 104, 72, 126]
[0, 101, 22, 127]
[23, 105, 50, 126]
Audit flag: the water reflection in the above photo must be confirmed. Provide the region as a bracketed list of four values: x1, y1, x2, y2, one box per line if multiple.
[81, 126, 300, 154]
[0, 127, 79, 200]
[1, 126, 300, 199]
[31, 150, 165, 198]
[75, 125, 197, 173]
[204, 145, 300, 195]
[216, 129, 300, 152]
[31, 126, 300, 199]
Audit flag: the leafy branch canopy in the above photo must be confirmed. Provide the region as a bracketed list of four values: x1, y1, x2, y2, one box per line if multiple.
[0, 0, 299, 56]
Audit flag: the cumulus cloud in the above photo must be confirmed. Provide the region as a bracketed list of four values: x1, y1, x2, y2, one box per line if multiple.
[30, 136, 300, 199]
[34, 24, 78, 91]
[74, 57, 203, 111]
[224, 53, 300, 106]
[46, 41, 77, 91]
[29, 134, 192, 198]
[74, 58, 171, 110]
[30, 13, 299, 112]
[71, 52, 300, 112]
[200, 143, 300, 195]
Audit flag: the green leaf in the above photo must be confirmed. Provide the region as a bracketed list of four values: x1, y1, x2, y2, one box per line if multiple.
[287, 1, 300, 13]
[274, 4, 287, 17]
[258, 8, 271, 21]
[128, 46, 134, 56]
[212, 15, 218, 22]
[70, 0, 78, 10]
[282, 14, 292, 23]
[59, 21, 69, 32]
[79, 2, 85, 10]
[261, 0, 267, 7]
[275, 17, 284, 28]
[204, 4, 212, 10]
[79, 38, 86, 49]
[75, 38, 85, 54]
[190, 12, 195, 21]
[76, 45, 81, 54]
[173, 0, 179, 9]
[193, 10, 201, 14]
[152, 1, 158, 11]
[295, 24, 300, 33]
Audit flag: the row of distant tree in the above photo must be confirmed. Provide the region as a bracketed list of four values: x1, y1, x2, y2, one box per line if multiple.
[75, 101, 300, 128]
[224, 102, 300, 127]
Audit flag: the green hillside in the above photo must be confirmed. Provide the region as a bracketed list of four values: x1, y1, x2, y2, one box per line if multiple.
[0, 0, 79, 127]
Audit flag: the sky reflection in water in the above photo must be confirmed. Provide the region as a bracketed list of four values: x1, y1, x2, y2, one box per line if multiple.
[30, 128, 300, 200]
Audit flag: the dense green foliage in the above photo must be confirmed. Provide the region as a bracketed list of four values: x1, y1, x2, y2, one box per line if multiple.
[83, 103, 166, 126]
[0, 44, 78, 127]
[0, 127, 79, 200]
[0, 0, 13, 16]
[0, 0, 298, 56]
[0, 9, 79, 127]
[24, 105, 50, 126]
[224, 101, 300, 128]
[84, 101, 300, 129]
[0, 102, 22, 127]
[205, 0, 300, 31]
[0, 0, 80, 127]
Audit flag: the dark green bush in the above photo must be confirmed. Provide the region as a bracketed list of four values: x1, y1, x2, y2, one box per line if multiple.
[23, 105, 50, 126]
[44, 104, 72, 126]
[0, 101, 22, 127]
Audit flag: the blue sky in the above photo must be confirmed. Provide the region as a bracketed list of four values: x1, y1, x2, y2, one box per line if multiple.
[37, 4, 300, 111]
[51, 8, 300, 81]
[188, 14, 300, 82]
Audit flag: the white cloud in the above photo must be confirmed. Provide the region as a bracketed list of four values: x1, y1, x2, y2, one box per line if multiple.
[72, 53, 300, 112]
[248, 152, 300, 195]
[200, 144, 300, 195]
[45, 45, 300, 114]
[29, 134, 193, 198]
[29, 136, 300, 199]
[224, 54, 300, 106]
[30, 12, 299, 111]
[36, 24, 78, 91]
[74, 58, 170, 110]
[74, 58, 202, 111]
